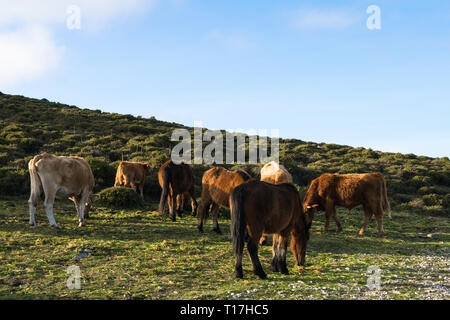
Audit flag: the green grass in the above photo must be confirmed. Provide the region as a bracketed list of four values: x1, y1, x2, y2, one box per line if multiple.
[0, 198, 448, 300]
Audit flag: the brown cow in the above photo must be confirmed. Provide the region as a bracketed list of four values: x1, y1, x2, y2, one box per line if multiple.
[158, 160, 197, 221]
[303, 173, 391, 237]
[259, 161, 294, 245]
[28, 153, 98, 228]
[114, 161, 151, 199]
[197, 166, 251, 234]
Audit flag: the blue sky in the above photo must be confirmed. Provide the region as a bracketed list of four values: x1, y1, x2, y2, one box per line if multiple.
[1, 0, 449, 157]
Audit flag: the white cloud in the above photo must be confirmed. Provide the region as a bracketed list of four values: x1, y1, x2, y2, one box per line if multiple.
[293, 9, 358, 31]
[206, 29, 254, 51]
[0, 26, 64, 87]
[0, 0, 155, 87]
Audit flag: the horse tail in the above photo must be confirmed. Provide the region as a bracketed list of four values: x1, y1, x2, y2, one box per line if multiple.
[230, 185, 246, 259]
[381, 176, 391, 219]
[158, 165, 172, 215]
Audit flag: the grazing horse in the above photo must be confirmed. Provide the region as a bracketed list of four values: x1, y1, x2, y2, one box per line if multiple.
[158, 160, 197, 221]
[230, 180, 313, 279]
[197, 167, 251, 234]
[259, 161, 294, 245]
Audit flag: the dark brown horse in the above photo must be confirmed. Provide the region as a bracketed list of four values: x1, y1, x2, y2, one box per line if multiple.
[158, 160, 197, 221]
[230, 180, 313, 279]
[197, 167, 251, 234]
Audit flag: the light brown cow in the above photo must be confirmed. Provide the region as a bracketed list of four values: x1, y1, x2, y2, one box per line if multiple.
[114, 161, 151, 199]
[260, 161, 293, 185]
[303, 173, 391, 237]
[28, 153, 97, 228]
[259, 161, 294, 245]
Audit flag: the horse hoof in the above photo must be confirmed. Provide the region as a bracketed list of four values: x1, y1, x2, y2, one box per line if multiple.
[30, 224, 37, 229]
[213, 227, 222, 235]
[50, 224, 59, 229]
[197, 225, 203, 233]
[257, 272, 268, 280]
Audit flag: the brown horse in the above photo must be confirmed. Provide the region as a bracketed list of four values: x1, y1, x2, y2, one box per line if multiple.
[230, 180, 313, 279]
[197, 167, 251, 234]
[158, 160, 197, 221]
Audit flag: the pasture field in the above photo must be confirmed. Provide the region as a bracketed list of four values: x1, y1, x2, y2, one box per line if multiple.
[0, 198, 448, 300]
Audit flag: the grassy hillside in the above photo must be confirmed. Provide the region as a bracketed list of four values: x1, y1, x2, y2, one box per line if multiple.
[0, 92, 449, 215]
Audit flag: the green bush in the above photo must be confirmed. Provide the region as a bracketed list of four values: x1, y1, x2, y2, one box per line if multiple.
[422, 194, 442, 206]
[97, 187, 143, 208]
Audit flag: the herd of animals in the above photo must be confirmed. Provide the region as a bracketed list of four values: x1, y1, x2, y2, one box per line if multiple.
[27, 153, 391, 279]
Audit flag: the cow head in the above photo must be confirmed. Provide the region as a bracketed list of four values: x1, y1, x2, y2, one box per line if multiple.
[303, 203, 319, 227]
[84, 193, 100, 218]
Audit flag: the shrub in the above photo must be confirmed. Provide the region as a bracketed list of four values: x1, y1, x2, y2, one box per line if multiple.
[97, 187, 143, 208]
[422, 194, 442, 206]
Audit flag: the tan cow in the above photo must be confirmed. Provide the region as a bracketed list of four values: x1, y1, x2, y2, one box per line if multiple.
[303, 173, 391, 237]
[259, 161, 294, 244]
[260, 161, 293, 184]
[28, 153, 97, 228]
[114, 161, 151, 199]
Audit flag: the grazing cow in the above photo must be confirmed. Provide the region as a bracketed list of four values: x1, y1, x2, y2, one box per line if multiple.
[28, 153, 98, 228]
[197, 167, 251, 234]
[259, 161, 294, 245]
[158, 160, 198, 221]
[303, 173, 391, 237]
[260, 161, 293, 185]
[114, 161, 151, 199]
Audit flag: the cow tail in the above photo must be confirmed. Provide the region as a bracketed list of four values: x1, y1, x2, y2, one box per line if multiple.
[28, 156, 43, 202]
[230, 186, 246, 259]
[158, 166, 172, 215]
[381, 177, 392, 219]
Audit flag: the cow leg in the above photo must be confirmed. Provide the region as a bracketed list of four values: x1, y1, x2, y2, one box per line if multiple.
[28, 191, 39, 228]
[374, 208, 384, 237]
[359, 206, 373, 236]
[330, 207, 342, 232]
[211, 203, 221, 234]
[139, 183, 144, 200]
[324, 211, 331, 232]
[43, 190, 58, 228]
[247, 234, 267, 280]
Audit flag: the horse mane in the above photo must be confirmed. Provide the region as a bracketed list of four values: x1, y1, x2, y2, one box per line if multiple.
[236, 170, 251, 181]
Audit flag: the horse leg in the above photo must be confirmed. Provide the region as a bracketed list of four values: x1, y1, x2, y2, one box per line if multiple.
[359, 205, 373, 236]
[247, 233, 267, 280]
[277, 234, 289, 275]
[271, 234, 280, 272]
[168, 194, 176, 222]
[176, 194, 184, 218]
[323, 210, 331, 232]
[259, 235, 268, 246]
[189, 186, 198, 217]
[197, 197, 212, 233]
[211, 203, 221, 234]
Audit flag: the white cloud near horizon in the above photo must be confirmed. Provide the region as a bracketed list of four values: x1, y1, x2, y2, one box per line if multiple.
[0, 0, 155, 87]
[293, 9, 359, 31]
